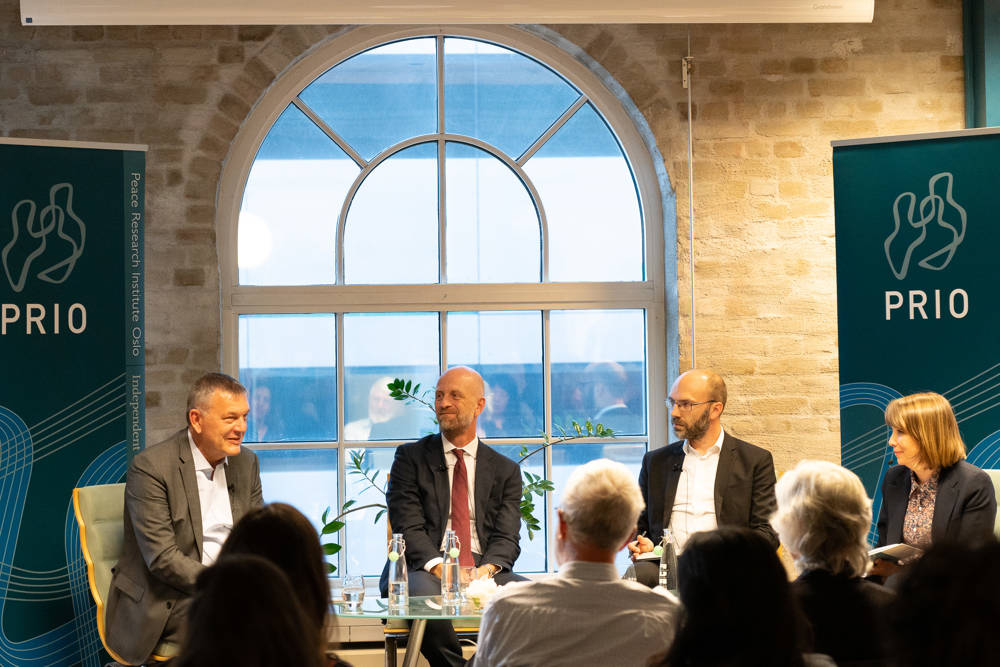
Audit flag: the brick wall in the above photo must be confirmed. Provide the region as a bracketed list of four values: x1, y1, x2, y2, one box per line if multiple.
[0, 0, 965, 471]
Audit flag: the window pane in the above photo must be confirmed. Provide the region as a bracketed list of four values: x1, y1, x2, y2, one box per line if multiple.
[343, 447, 394, 577]
[444, 38, 580, 160]
[447, 311, 542, 438]
[550, 310, 646, 436]
[254, 448, 339, 571]
[491, 444, 546, 572]
[344, 313, 439, 440]
[551, 442, 647, 573]
[240, 314, 337, 442]
[240, 104, 359, 285]
[445, 142, 540, 283]
[524, 103, 643, 281]
[344, 142, 438, 284]
[299, 38, 437, 162]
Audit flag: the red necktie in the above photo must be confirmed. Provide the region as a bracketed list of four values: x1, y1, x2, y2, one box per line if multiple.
[451, 448, 475, 567]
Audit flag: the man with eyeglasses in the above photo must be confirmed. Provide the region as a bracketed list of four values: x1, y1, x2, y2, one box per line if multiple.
[627, 369, 778, 586]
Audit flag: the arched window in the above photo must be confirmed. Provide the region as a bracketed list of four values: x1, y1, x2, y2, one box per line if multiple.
[218, 26, 673, 575]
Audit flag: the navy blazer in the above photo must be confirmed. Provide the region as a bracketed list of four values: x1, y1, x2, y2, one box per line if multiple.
[876, 459, 997, 547]
[384, 434, 522, 580]
[637, 432, 779, 549]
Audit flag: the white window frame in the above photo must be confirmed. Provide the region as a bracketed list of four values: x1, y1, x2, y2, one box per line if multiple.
[216, 24, 674, 571]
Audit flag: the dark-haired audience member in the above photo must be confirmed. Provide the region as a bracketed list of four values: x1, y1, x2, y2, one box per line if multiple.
[890, 540, 1000, 667]
[872, 392, 997, 580]
[219, 502, 351, 667]
[649, 527, 835, 667]
[473, 459, 677, 667]
[772, 460, 895, 666]
[174, 554, 324, 667]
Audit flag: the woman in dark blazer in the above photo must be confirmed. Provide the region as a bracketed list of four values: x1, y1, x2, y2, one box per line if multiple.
[872, 392, 997, 578]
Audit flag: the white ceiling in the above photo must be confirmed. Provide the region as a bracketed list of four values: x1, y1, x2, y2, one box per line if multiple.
[20, 0, 875, 26]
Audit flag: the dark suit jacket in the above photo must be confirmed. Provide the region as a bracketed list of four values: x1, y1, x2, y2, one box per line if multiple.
[381, 433, 522, 593]
[105, 429, 263, 665]
[876, 460, 997, 547]
[793, 569, 895, 664]
[637, 432, 779, 549]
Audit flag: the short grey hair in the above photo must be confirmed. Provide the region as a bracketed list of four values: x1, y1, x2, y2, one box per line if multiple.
[771, 460, 872, 578]
[186, 372, 247, 424]
[560, 458, 644, 551]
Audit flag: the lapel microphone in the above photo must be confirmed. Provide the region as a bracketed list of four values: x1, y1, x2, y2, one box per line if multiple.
[672, 463, 683, 472]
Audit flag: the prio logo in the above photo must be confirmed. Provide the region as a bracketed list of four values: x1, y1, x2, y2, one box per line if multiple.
[883, 172, 969, 321]
[2, 183, 86, 293]
[884, 172, 966, 281]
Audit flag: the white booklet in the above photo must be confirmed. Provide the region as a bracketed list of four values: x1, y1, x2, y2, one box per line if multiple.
[868, 542, 924, 563]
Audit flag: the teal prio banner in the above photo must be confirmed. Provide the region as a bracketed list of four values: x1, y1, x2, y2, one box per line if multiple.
[0, 138, 145, 666]
[833, 128, 1000, 542]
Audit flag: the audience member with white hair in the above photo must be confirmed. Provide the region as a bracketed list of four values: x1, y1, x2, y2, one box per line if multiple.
[471, 459, 677, 667]
[771, 460, 895, 666]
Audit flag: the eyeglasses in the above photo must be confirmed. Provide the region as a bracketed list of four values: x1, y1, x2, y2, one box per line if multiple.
[665, 399, 715, 412]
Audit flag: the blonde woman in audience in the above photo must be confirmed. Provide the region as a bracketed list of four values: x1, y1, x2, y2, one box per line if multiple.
[772, 460, 894, 666]
[872, 392, 996, 579]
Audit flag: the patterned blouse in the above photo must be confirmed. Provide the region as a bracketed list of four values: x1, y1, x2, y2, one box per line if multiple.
[902, 470, 939, 548]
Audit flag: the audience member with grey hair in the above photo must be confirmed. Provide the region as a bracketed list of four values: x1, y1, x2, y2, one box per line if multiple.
[772, 460, 895, 666]
[472, 459, 677, 667]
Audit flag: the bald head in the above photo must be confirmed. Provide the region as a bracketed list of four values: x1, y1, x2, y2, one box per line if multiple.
[674, 369, 727, 408]
[435, 366, 486, 445]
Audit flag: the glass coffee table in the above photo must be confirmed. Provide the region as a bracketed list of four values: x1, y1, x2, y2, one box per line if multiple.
[335, 595, 483, 667]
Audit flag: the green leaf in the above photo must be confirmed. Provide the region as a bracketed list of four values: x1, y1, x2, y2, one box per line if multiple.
[342, 499, 357, 510]
[327, 562, 336, 574]
[413, 383, 420, 394]
[321, 507, 330, 524]
[322, 520, 345, 534]
[323, 543, 342, 555]
[375, 509, 386, 524]
[573, 421, 583, 435]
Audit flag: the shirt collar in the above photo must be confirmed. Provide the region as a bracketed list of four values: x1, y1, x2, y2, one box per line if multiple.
[557, 560, 619, 581]
[683, 427, 725, 457]
[443, 434, 479, 460]
[188, 429, 226, 472]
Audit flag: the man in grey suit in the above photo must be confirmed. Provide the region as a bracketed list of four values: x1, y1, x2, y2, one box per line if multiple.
[382, 366, 524, 667]
[628, 369, 778, 586]
[105, 372, 264, 665]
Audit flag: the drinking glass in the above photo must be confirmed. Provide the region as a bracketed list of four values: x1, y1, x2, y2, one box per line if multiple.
[342, 574, 365, 609]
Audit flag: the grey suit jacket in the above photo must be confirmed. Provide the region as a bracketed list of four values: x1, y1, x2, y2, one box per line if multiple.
[876, 459, 997, 547]
[636, 432, 779, 549]
[382, 433, 522, 589]
[105, 429, 263, 665]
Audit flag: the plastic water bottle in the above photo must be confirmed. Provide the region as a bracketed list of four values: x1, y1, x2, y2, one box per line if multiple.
[387, 533, 408, 611]
[658, 528, 679, 590]
[440, 529, 462, 606]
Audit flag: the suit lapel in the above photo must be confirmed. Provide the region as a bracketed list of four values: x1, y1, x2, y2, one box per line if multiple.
[474, 441, 492, 540]
[931, 465, 958, 541]
[714, 434, 734, 518]
[177, 433, 204, 560]
[427, 435, 450, 532]
[886, 469, 911, 543]
[661, 445, 685, 531]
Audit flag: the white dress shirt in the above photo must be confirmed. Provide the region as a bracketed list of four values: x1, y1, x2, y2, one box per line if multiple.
[424, 436, 482, 572]
[187, 431, 234, 565]
[669, 427, 725, 551]
[474, 560, 679, 667]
